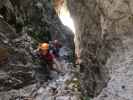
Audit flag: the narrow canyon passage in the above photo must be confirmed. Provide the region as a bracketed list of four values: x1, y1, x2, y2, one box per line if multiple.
[1, 0, 133, 100]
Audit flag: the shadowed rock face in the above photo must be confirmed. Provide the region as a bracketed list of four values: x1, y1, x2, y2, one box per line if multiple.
[68, 0, 133, 99]
[0, 0, 74, 92]
[0, 0, 36, 91]
[0, 0, 74, 45]
[27, 0, 74, 48]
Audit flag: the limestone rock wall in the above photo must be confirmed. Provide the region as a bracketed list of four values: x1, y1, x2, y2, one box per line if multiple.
[67, 0, 109, 97]
[0, 0, 74, 92]
[68, 0, 133, 99]
[98, 0, 133, 34]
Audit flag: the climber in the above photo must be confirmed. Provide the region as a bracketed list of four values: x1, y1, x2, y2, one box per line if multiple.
[37, 43, 62, 73]
[52, 39, 62, 58]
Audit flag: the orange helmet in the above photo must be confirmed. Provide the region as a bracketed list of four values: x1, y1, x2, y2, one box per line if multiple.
[39, 43, 49, 50]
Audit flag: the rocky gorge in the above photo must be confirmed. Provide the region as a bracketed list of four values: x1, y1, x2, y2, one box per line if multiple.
[1, 0, 133, 100]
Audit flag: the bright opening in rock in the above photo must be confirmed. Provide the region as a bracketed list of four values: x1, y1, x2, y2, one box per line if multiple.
[58, 2, 75, 33]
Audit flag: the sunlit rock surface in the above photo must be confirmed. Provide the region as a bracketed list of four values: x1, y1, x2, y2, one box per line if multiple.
[98, 0, 133, 34]
[67, 0, 109, 97]
[68, 0, 133, 99]
[94, 0, 133, 99]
